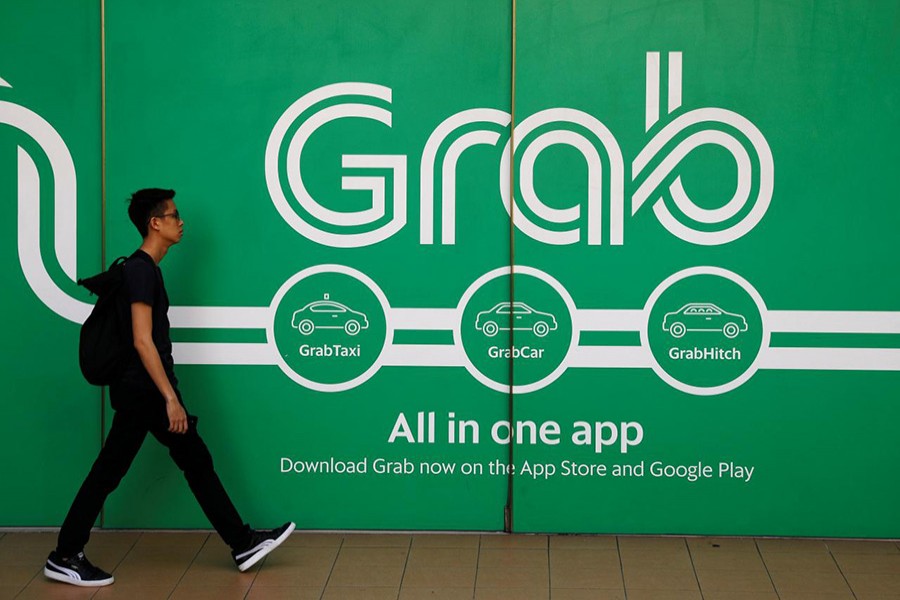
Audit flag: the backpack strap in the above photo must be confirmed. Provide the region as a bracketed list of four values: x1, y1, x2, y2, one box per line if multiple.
[77, 256, 130, 296]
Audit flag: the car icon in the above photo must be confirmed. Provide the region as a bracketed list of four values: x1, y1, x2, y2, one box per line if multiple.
[475, 302, 558, 338]
[292, 294, 369, 336]
[662, 302, 748, 339]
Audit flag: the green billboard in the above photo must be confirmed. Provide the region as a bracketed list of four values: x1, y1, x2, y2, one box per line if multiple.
[1, 0, 898, 537]
[0, 0, 101, 526]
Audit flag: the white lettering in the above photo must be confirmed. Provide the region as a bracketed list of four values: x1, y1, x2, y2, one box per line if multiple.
[388, 413, 415, 443]
[488, 345, 545, 359]
[560, 460, 608, 477]
[299, 343, 362, 358]
[649, 461, 714, 482]
[668, 346, 742, 361]
[570, 421, 645, 453]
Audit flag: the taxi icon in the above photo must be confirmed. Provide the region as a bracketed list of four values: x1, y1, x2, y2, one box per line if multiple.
[292, 294, 369, 336]
[475, 302, 558, 338]
[662, 303, 748, 339]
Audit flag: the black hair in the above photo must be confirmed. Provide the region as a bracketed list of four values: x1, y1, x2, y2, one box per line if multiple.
[127, 188, 176, 238]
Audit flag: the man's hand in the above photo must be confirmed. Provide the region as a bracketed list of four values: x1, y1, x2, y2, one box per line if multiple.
[166, 398, 188, 434]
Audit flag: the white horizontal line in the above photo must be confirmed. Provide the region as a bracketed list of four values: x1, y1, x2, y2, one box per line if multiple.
[382, 344, 465, 367]
[390, 308, 457, 330]
[173, 342, 276, 365]
[162, 306, 900, 337]
[768, 310, 900, 334]
[169, 341, 900, 373]
[569, 346, 651, 368]
[760, 347, 900, 371]
[169, 306, 270, 329]
[574, 310, 645, 331]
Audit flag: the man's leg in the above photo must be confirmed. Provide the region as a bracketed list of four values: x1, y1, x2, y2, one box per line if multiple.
[56, 410, 147, 556]
[150, 416, 251, 550]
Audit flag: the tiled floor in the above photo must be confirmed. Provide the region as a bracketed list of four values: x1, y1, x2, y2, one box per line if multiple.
[1, 530, 899, 599]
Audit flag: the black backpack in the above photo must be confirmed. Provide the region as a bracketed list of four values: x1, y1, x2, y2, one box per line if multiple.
[77, 256, 133, 385]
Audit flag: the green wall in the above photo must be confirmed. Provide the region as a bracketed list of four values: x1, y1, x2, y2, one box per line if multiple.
[0, 1, 101, 526]
[1, 0, 898, 537]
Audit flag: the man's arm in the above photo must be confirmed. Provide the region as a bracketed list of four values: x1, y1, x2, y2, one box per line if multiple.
[131, 302, 188, 434]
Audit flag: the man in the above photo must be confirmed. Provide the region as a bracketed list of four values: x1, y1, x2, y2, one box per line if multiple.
[45, 188, 294, 587]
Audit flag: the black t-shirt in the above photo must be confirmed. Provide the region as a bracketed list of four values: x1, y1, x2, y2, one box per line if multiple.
[121, 249, 175, 381]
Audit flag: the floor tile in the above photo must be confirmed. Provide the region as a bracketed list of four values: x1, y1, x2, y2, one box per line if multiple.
[336, 545, 410, 567]
[282, 532, 344, 547]
[0, 536, 57, 566]
[702, 593, 778, 600]
[93, 586, 173, 600]
[836, 553, 900, 574]
[402, 565, 477, 588]
[0, 586, 24, 600]
[321, 586, 399, 599]
[843, 572, 900, 595]
[770, 569, 853, 594]
[2, 530, 896, 600]
[550, 590, 625, 600]
[16, 578, 98, 599]
[121, 542, 202, 560]
[476, 565, 550, 588]
[690, 549, 765, 571]
[261, 544, 339, 568]
[253, 562, 333, 587]
[131, 531, 209, 548]
[827, 540, 900, 555]
[475, 588, 549, 600]
[245, 587, 323, 599]
[695, 568, 776, 593]
[481, 534, 548, 549]
[756, 538, 829, 554]
[550, 549, 620, 569]
[110, 554, 195, 588]
[623, 567, 700, 591]
[624, 591, 702, 600]
[0, 564, 41, 587]
[169, 585, 250, 600]
[85, 544, 138, 574]
[479, 547, 548, 568]
[620, 551, 693, 570]
[177, 536, 255, 587]
[120, 536, 205, 568]
[618, 537, 687, 552]
[328, 562, 405, 587]
[109, 567, 189, 588]
[550, 562, 624, 589]
[400, 589, 477, 600]
[408, 546, 478, 568]
[762, 551, 841, 572]
[776, 593, 855, 600]
[550, 536, 618, 550]
[87, 531, 143, 547]
[687, 538, 758, 553]
[178, 565, 256, 588]
[343, 533, 412, 547]
[411, 534, 480, 548]
[0, 531, 58, 550]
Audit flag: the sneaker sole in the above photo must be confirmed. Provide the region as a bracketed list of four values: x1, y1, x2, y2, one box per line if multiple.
[44, 565, 114, 587]
[236, 522, 296, 572]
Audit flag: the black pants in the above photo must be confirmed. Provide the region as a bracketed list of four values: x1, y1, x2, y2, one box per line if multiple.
[56, 377, 251, 556]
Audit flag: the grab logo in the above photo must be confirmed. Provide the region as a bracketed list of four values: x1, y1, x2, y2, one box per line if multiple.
[266, 52, 773, 248]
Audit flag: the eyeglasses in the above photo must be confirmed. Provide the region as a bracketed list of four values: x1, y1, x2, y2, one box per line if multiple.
[151, 210, 181, 222]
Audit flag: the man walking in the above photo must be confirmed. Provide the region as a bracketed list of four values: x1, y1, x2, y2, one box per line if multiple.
[45, 188, 294, 587]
